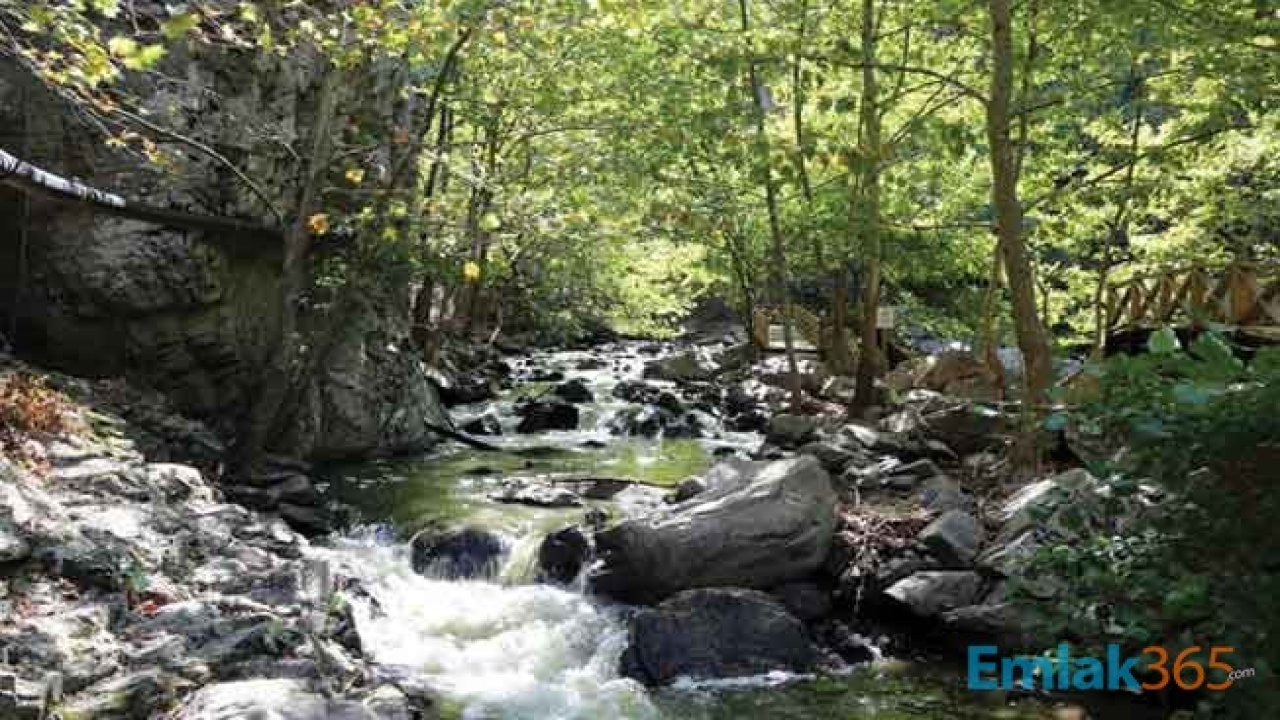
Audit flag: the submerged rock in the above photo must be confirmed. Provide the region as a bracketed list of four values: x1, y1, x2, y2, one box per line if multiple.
[515, 400, 580, 433]
[489, 480, 582, 508]
[410, 527, 507, 580]
[460, 412, 502, 436]
[620, 588, 820, 686]
[588, 456, 837, 604]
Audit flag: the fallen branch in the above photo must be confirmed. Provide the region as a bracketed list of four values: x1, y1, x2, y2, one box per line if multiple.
[0, 148, 280, 238]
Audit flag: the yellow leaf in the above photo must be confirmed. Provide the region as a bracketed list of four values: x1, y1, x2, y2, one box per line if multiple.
[345, 168, 365, 185]
[307, 213, 331, 235]
[463, 261, 481, 283]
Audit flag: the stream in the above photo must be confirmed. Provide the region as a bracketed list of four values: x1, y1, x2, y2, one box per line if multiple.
[312, 345, 1061, 720]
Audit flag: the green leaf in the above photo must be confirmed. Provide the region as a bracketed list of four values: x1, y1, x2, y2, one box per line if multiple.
[161, 12, 201, 41]
[1147, 326, 1181, 355]
[1172, 382, 1211, 405]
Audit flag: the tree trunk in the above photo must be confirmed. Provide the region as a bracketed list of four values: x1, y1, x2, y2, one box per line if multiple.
[828, 268, 851, 374]
[237, 60, 344, 469]
[740, 0, 803, 406]
[986, 0, 1053, 453]
[853, 0, 883, 408]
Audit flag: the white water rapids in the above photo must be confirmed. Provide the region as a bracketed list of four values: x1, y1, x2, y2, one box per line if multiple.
[317, 532, 664, 720]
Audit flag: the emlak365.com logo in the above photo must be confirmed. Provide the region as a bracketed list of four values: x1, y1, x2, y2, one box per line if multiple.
[967, 644, 1256, 692]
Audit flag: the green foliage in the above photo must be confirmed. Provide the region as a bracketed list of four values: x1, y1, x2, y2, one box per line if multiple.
[1020, 332, 1280, 716]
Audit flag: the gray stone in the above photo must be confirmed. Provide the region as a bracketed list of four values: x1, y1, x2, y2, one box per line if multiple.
[515, 400, 580, 433]
[669, 476, 706, 503]
[919, 509, 984, 566]
[410, 527, 507, 580]
[490, 480, 582, 508]
[175, 679, 375, 720]
[798, 441, 860, 474]
[589, 457, 837, 604]
[552, 378, 595, 403]
[765, 414, 819, 448]
[537, 526, 590, 585]
[642, 349, 718, 382]
[620, 588, 820, 685]
[884, 571, 985, 617]
[918, 476, 972, 513]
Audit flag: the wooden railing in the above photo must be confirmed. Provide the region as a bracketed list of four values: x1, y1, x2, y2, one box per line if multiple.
[751, 304, 857, 356]
[1104, 262, 1280, 336]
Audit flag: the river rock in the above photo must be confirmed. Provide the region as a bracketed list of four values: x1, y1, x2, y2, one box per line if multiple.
[174, 679, 377, 720]
[537, 526, 591, 585]
[884, 570, 985, 617]
[668, 476, 706, 503]
[620, 588, 820, 685]
[642, 348, 718, 383]
[918, 476, 973, 513]
[611, 380, 662, 404]
[460, 412, 502, 436]
[918, 509, 984, 566]
[608, 404, 709, 439]
[588, 456, 837, 604]
[798, 441, 862, 474]
[515, 400, 579, 433]
[552, 378, 595, 403]
[490, 480, 582, 508]
[765, 414, 819, 448]
[410, 527, 507, 580]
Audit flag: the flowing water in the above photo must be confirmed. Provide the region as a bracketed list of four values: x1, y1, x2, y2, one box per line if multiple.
[314, 346, 1071, 719]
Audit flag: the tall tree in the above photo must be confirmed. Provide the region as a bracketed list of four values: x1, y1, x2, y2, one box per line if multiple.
[985, 0, 1054, 420]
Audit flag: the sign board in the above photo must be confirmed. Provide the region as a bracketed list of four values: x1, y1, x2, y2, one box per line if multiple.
[876, 306, 898, 329]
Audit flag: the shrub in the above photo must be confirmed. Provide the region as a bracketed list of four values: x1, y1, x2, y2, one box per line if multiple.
[1020, 331, 1280, 716]
[0, 370, 79, 466]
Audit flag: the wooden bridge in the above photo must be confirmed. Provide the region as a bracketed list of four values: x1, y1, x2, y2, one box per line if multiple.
[751, 305, 822, 353]
[1104, 261, 1280, 343]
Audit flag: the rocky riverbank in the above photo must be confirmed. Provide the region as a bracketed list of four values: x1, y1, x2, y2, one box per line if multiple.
[3, 331, 1139, 719]
[0, 355, 429, 719]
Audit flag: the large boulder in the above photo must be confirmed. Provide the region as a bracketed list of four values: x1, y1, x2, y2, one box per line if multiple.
[620, 588, 820, 686]
[588, 456, 837, 604]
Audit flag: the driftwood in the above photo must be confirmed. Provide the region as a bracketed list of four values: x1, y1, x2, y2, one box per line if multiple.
[0, 149, 279, 237]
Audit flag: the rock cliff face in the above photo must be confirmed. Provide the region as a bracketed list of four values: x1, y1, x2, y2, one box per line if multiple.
[0, 20, 443, 460]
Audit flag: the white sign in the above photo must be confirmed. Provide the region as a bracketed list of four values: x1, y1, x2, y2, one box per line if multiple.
[876, 306, 897, 329]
